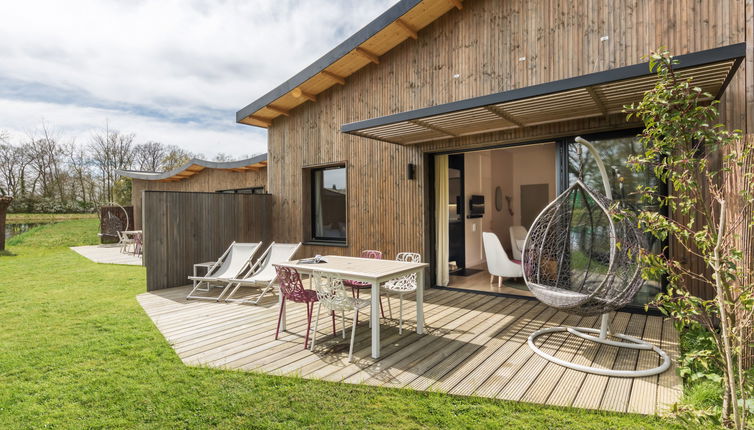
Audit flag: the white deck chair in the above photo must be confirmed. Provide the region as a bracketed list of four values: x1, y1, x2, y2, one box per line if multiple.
[221, 242, 302, 304]
[186, 241, 261, 301]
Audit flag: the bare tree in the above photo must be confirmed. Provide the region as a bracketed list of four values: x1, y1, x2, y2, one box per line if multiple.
[133, 141, 167, 172]
[161, 145, 193, 170]
[89, 125, 135, 202]
[64, 141, 94, 203]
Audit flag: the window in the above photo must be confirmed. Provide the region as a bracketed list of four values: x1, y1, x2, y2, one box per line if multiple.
[310, 166, 347, 243]
[567, 134, 664, 308]
[216, 187, 265, 194]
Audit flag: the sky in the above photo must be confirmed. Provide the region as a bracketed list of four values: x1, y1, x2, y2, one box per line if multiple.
[0, 0, 396, 159]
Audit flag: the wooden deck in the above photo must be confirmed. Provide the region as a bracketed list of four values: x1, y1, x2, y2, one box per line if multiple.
[137, 285, 682, 415]
[71, 245, 143, 266]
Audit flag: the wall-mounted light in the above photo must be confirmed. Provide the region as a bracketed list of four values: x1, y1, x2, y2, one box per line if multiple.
[407, 163, 416, 180]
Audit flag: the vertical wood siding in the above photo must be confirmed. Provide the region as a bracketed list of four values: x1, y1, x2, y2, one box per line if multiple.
[143, 192, 271, 291]
[131, 167, 267, 229]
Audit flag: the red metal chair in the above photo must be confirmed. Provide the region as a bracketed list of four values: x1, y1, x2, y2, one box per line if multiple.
[274, 265, 335, 349]
[343, 250, 385, 321]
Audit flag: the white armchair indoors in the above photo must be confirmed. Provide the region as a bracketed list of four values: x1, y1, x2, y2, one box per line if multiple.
[482, 232, 523, 288]
[509, 225, 528, 261]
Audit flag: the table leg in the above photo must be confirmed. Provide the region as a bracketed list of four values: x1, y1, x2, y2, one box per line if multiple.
[416, 268, 424, 334]
[193, 265, 198, 289]
[371, 280, 380, 359]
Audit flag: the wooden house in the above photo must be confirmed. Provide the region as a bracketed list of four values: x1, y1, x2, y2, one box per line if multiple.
[230, 0, 750, 307]
[118, 154, 267, 229]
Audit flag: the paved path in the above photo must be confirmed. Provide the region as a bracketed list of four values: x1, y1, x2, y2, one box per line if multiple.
[71, 245, 143, 266]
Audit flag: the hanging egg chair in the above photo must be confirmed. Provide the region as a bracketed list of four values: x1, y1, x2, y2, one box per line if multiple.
[522, 137, 670, 377]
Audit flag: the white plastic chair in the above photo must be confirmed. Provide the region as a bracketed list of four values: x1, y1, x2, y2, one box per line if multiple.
[309, 271, 370, 362]
[483, 232, 523, 287]
[186, 242, 261, 301]
[509, 225, 528, 261]
[221, 242, 302, 304]
[382, 252, 421, 334]
[117, 231, 135, 254]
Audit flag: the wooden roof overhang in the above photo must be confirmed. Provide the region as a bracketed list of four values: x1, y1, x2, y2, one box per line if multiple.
[235, 0, 464, 128]
[341, 43, 745, 145]
[116, 154, 268, 183]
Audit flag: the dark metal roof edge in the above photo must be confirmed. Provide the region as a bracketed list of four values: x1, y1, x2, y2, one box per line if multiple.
[341, 42, 746, 133]
[235, 0, 423, 123]
[116, 153, 268, 180]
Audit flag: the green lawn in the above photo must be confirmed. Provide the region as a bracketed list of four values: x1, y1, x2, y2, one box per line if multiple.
[0, 220, 693, 429]
[6, 212, 97, 222]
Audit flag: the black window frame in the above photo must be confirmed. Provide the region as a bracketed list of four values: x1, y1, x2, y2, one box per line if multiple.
[216, 186, 266, 194]
[309, 164, 347, 244]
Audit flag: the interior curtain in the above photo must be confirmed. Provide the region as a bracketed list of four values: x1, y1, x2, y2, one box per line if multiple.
[435, 154, 449, 286]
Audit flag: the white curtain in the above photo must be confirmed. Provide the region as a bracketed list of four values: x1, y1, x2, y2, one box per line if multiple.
[435, 155, 449, 286]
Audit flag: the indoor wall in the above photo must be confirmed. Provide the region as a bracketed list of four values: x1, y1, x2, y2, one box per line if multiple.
[461, 143, 556, 270]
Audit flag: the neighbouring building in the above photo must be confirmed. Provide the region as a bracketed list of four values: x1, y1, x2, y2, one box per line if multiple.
[118, 154, 267, 229]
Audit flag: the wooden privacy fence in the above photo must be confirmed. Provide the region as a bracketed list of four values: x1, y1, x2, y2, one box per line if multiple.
[142, 191, 271, 291]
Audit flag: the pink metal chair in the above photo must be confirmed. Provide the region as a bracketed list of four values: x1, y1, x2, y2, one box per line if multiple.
[133, 232, 143, 257]
[343, 250, 385, 322]
[274, 265, 335, 349]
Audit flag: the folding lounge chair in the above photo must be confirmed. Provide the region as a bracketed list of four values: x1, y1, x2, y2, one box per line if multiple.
[221, 242, 302, 304]
[186, 241, 262, 301]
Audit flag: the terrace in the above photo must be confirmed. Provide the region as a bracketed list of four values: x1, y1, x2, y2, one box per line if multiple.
[138, 284, 681, 415]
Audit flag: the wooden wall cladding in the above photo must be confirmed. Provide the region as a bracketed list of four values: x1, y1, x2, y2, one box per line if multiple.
[131, 167, 267, 229]
[143, 192, 271, 291]
[264, 0, 748, 290]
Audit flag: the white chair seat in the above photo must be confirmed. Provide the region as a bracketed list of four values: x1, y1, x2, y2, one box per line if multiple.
[325, 296, 370, 312]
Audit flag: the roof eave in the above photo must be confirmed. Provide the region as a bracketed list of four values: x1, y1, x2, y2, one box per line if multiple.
[235, 0, 424, 126]
[116, 153, 268, 181]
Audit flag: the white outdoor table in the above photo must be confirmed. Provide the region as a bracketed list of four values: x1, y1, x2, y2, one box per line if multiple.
[276, 255, 428, 359]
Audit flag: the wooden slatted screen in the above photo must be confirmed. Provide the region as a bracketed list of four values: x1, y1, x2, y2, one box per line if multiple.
[142, 191, 271, 291]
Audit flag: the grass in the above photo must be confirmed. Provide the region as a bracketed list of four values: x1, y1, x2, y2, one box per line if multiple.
[5, 213, 97, 222]
[0, 220, 694, 429]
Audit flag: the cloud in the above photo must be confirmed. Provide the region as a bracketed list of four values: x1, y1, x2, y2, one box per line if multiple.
[0, 0, 396, 157]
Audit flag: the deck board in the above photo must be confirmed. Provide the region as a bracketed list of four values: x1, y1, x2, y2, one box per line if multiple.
[137, 285, 682, 415]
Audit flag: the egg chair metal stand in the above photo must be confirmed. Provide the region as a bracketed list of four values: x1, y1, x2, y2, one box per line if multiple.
[522, 136, 670, 377]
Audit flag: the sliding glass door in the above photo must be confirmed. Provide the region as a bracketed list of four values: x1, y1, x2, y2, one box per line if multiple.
[564, 132, 664, 308]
